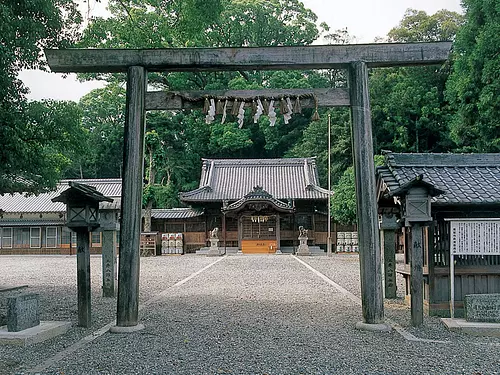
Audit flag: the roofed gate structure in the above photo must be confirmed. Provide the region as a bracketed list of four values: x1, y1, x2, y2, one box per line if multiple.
[45, 41, 452, 331]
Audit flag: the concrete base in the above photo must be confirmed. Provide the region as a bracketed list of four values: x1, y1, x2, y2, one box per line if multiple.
[0, 321, 71, 346]
[441, 318, 500, 337]
[355, 321, 392, 332]
[296, 249, 311, 256]
[207, 248, 225, 257]
[109, 323, 145, 333]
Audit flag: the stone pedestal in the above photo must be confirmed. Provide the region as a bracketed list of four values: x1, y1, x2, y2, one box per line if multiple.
[296, 237, 311, 256]
[207, 238, 224, 256]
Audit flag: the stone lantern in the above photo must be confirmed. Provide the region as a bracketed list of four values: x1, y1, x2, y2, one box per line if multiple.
[52, 181, 112, 327]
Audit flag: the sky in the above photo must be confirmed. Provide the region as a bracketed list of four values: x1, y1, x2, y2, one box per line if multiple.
[19, 0, 463, 102]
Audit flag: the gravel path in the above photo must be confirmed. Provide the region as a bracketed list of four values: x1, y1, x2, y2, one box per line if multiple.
[1, 254, 499, 375]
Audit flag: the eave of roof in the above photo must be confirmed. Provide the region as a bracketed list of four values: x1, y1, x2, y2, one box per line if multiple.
[377, 152, 500, 205]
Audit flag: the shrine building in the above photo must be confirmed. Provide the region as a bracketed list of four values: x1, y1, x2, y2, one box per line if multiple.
[150, 158, 335, 254]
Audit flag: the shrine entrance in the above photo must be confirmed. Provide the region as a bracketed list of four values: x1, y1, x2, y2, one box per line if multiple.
[222, 186, 295, 253]
[45, 41, 452, 330]
[241, 215, 277, 253]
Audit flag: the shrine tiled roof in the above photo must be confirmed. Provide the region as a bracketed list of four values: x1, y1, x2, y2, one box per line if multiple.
[151, 208, 204, 219]
[0, 179, 122, 214]
[376, 152, 500, 205]
[180, 158, 330, 203]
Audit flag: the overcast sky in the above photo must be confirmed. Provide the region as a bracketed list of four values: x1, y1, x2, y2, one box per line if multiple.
[19, 0, 463, 102]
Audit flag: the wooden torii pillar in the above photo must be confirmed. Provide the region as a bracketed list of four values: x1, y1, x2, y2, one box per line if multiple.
[45, 42, 451, 330]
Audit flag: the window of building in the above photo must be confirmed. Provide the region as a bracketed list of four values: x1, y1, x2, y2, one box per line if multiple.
[91, 231, 102, 246]
[46, 227, 58, 248]
[61, 227, 71, 247]
[14, 228, 30, 247]
[1, 227, 13, 248]
[71, 231, 77, 247]
[30, 227, 41, 248]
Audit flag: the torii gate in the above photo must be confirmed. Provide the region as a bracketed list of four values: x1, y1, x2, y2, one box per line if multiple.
[46, 42, 451, 331]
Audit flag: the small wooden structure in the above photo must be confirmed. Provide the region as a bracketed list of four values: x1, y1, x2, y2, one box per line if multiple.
[377, 152, 500, 318]
[140, 232, 159, 256]
[52, 182, 112, 327]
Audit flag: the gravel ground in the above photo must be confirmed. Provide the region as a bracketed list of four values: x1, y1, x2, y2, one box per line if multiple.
[0, 254, 499, 375]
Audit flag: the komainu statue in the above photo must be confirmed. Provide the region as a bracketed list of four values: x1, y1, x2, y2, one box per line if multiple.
[298, 226, 308, 238]
[210, 227, 219, 239]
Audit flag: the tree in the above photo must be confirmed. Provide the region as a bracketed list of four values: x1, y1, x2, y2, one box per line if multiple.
[0, 0, 82, 194]
[446, 0, 500, 152]
[72, 83, 127, 178]
[287, 109, 351, 186]
[370, 9, 463, 154]
[387, 8, 463, 43]
[76, 0, 330, 214]
[331, 167, 357, 225]
[1, 100, 86, 195]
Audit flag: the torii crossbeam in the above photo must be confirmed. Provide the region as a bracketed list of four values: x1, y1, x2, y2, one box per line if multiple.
[46, 42, 452, 331]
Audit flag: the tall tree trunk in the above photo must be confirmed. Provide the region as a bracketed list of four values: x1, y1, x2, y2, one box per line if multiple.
[143, 147, 155, 232]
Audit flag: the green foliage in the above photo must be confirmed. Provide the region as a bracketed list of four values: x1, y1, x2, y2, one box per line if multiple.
[205, 0, 319, 47]
[387, 8, 464, 42]
[287, 109, 351, 186]
[370, 66, 454, 153]
[446, 0, 500, 152]
[331, 167, 356, 225]
[0, 0, 82, 194]
[370, 9, 463, 154]
[69, 82, 127, 178]
[1, 100, 86, 195]
[331, 156, 384, 225]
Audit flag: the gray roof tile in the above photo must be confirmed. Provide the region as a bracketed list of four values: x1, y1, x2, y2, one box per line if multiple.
[151, 208, 203, 219]
[180, 158, 329, 202]
[377, 152, 500, 205]
[0, 179, 122, 213]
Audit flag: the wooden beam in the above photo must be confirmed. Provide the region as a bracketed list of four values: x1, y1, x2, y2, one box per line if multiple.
[145, 88, 349, 110]
[45, 42, 452, 73]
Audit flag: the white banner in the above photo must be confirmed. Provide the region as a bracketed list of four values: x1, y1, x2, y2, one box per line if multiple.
[449, 219, 500, 255]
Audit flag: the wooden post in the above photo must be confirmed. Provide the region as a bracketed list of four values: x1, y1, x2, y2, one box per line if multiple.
[349, 61, 385, 325]
[115, 66, 146, 329]
[410, 223, 424, 326]
[101, 230, 117, 298]
[383, 230, 397, 299]
[380, 213, 399, 299]
[76, 231, 91, 328]
[276, 213, 281, 253]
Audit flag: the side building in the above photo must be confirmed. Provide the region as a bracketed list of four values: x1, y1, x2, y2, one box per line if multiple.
[150, 158, 339, 254]
[377, 152, 500, 317]
[0, 179, 121, 255]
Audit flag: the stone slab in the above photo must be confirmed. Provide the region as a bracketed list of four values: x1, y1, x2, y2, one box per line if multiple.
[0, 321, 71, 346]
[207, 248, 225, 257]
[0, 285, 28, 293]
[7, 293, 39, 332]
[441, 318, 500, 337]
[464, 293, 500, 323]
[109, 323, 145, 333]
[355, 321, 392, 332]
